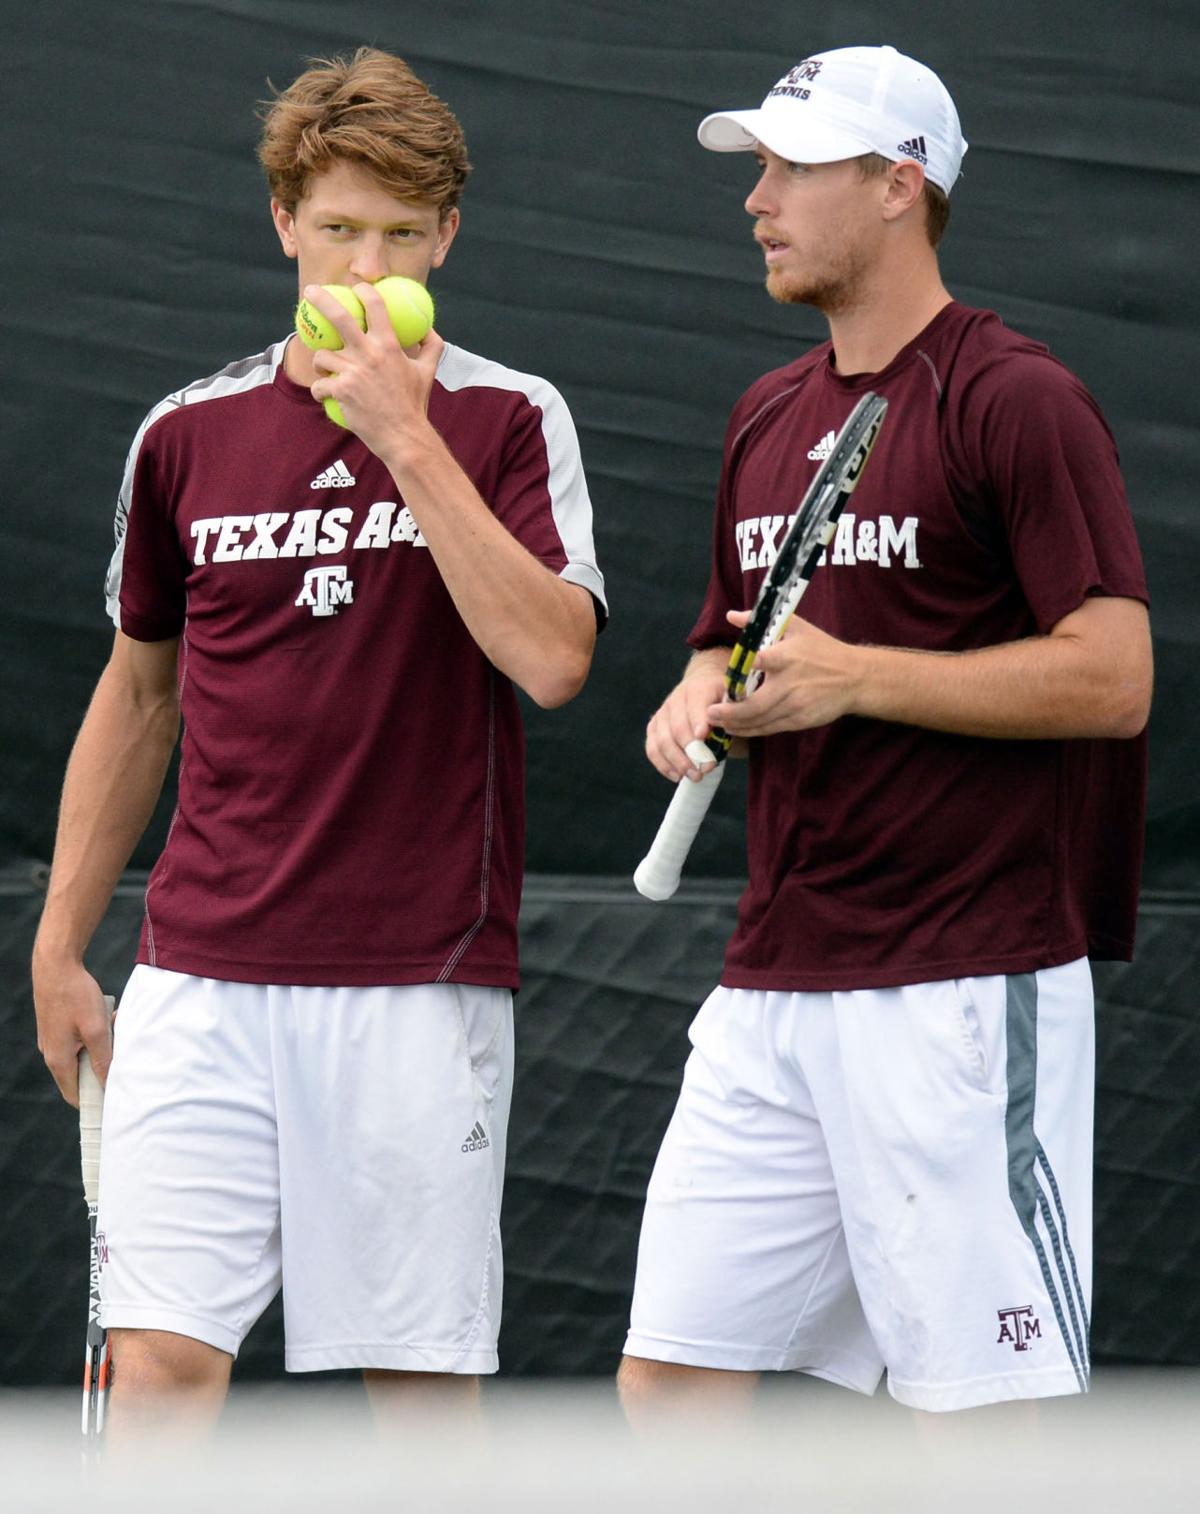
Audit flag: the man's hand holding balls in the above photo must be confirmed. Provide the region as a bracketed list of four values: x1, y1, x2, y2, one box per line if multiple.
[296, 276, 436, 430]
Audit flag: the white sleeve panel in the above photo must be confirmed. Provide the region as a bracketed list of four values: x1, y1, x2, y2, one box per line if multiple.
[105, 397, 174, 627]
[103, 344, 286, 626]
[436, 344, 607, 617]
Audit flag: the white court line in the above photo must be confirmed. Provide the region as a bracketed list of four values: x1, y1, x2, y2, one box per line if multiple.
[2, 1372, 1197, 1512]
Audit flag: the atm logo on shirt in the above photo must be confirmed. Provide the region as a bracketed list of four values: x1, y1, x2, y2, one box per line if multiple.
[735, 512, 922, 572]
[295, 565, 354, 616]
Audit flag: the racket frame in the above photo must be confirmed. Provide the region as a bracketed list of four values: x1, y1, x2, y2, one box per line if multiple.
[633, 391, 888, 900]
[80, 999, 114, 1445]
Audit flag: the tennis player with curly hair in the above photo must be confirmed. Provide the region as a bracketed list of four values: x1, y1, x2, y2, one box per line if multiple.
[33, 47, 605, 1435]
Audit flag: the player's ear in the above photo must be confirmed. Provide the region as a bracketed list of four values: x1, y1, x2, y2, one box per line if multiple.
[430, 207, 461, 269]
[271, 199, 299, 259]
[881, 161, 926, 223]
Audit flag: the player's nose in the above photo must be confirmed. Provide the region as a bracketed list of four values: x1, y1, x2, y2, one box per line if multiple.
[745, 172, 776, 217]
[348, 236, 389, 284]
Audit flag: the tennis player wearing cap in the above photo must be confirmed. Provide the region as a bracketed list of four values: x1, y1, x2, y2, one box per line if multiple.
[621, 46, 1151, 1414]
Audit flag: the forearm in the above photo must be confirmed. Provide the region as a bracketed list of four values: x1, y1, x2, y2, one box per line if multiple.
[378, 425, 594, 708]
[684, 646, 732, 682]
[34, 667, 179, 964]
[853, 634, 1149, 740]
[715, 596, 1152, 742]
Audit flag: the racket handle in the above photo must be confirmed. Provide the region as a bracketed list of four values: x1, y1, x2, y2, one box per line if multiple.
[79, 996, 114, 1206]
[634, 741, 727, 901]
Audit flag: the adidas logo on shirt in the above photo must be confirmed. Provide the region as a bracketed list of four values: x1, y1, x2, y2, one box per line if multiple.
[897, 135, 928, 166]
[310, 460, 356, 490]
[807, 430, 835, 461]
[461, 1121, 490, 1153]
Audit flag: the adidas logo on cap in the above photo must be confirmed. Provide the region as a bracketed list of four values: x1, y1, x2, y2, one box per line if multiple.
[461, 1121, 490, 1153]
[897, 135, 928, 166]
[807, 430, 835, 461]
[310, 460, 356, 490]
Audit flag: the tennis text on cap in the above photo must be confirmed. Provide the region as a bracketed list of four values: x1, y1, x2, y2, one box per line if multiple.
[768, 59, 823, 101]
[996, 1305, 1042, 1351]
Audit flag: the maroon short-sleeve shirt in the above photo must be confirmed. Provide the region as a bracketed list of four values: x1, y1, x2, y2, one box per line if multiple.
[107, 339, 606, 988]
[689, 302, 1148, 991]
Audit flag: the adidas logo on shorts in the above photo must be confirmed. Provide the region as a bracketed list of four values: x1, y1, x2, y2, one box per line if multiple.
[310, 459, 356, 489]
[807, 430, 835, 460]
[461, 1121, 490, 1153]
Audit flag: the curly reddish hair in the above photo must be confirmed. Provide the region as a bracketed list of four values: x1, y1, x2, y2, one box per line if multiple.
[257, 47, 470, 215]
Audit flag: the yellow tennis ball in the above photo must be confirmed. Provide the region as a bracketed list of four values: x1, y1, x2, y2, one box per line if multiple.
[323, 395, 348, 429]
[294, 285, 366, 351]
[373, 276, 435, 347]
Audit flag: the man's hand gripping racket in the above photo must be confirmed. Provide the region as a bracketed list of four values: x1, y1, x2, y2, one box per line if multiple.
[80, 998, 114, 1445]
[634, 392, 888, 901]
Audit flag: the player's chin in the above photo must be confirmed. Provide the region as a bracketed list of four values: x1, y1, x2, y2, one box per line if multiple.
[764, 262, 836, 310]
[764, 267, 808, 306]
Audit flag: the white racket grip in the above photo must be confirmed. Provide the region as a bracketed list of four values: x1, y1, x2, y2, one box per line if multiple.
[634, 741, 727, 901]
[79, 996, 114, 1206]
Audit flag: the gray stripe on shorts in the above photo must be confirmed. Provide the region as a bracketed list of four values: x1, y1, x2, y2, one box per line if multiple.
[1005, 972, 1089, 1393]
[1036, 1139, 1091, 1371]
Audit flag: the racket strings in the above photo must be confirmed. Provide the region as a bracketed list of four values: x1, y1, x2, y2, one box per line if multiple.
[722, 400, 886, 705]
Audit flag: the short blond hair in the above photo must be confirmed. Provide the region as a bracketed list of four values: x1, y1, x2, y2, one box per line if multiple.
[257, 47, 470, 215]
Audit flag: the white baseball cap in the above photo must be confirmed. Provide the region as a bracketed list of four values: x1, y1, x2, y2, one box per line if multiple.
[698, 45, 968, 194]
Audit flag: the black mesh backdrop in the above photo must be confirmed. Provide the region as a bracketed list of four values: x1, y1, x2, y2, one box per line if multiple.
[3, 0, 1198, 1379]
[3, 871, 1197, 1380]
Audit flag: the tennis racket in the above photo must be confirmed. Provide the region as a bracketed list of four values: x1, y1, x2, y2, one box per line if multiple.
[80, 997, 114, 1445]
[634, 391, 888, 901]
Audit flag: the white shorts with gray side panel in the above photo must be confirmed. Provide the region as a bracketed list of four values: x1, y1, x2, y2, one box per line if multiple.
[625, 959, 1093, 1411]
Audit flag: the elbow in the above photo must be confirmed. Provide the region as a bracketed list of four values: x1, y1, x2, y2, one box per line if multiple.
[518, 584, 598, 708]
[1112, 640, 1154, 737]
[1105, 689, 1151, 740]
[1066, 618, 1153, 739]
[123, 685, 180, 749]
[144, 692, 182, 747]
[523, 649, 593, 710]
[1096, 668, 1152, 740]
[159, 704, 183, 749]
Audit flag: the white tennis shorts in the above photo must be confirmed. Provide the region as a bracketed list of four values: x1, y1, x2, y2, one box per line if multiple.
[625, 960, 1094, 1411]
[98, 965, 513, 1373]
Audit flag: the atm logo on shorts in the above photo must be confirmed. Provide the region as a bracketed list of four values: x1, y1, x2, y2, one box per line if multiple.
[996, 1304, 1042, 1351]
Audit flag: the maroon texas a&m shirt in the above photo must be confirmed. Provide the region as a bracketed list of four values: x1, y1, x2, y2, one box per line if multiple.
[690, 302, 1148, 991]
[107, 338, 606, 988]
